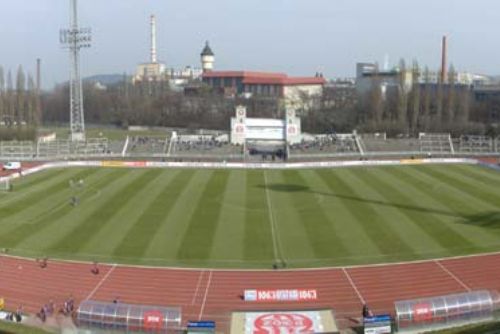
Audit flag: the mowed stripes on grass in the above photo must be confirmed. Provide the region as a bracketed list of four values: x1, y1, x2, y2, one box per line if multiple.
[0, 164, 499, 268]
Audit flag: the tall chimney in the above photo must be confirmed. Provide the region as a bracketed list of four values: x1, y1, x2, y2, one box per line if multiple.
[441, 35, 447, 84]
[150, 15, 157, 64]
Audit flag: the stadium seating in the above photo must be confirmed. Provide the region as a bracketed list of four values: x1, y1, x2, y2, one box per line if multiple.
[0, 141, 35, 159]
[419, 133, 453, 153]
[126, 136, 169, 156]
[288, 134, 360, 157]
[36, 140, 71, 158]
[361, 134, 419, 153]
[169, 134, 242, 158]
[71, 138, 110, 156]
[457, 135, 494, 153]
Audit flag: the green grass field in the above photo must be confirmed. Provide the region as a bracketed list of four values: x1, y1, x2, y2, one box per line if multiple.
[1, 164, 500, 268]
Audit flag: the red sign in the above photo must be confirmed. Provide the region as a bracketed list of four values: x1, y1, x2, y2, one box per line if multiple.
[253, 313, 314, 334]
[143, 310, 163, 331]
[413, 302, 433, 322]
[124, 161, 147, 167]
[244, 289, 318, 302]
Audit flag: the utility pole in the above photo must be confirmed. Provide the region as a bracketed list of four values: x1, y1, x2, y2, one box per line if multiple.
[60, 0, 91, 141]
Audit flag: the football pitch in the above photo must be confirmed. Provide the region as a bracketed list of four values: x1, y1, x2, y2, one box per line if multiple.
[0, 164, 499, 268]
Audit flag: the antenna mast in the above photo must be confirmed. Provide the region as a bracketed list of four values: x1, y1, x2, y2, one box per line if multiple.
[60, 0, 91, 141]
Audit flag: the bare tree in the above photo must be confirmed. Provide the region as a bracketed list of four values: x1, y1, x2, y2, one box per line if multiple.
[420, 67, 432, 131]
[27, 74, 37, 126]
[444, 64, 456, 124]
[409, 61, 421, 133]
[436, 69, 444, 127]
[6, 70, 14, 127]
[397, 59, 408, 128]
[369, 64, 384, 125]
[0, 66, 4, 122]
[16, 65, 26, 128]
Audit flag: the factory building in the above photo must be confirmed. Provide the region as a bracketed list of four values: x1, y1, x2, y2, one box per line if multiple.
[133, 15, 167, 83]
[355, 36, 490, 97]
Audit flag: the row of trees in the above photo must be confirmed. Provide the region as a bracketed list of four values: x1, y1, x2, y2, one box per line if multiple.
[358, 60, 474, 136]
[0, 66, 40, 140]
[36, 63, 500, 138]
[42, 79, 274, 131]
[312, 61, 499, 137]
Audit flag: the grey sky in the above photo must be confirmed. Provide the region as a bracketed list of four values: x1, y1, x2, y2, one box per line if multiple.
[1, 0, 498, 89]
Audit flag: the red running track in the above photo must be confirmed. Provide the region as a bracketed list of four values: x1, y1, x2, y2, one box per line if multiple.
[1, 253, 500, 332]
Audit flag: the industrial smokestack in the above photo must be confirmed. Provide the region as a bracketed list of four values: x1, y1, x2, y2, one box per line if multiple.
[441, 36, 447, 84]
[150, 15, 157, 64]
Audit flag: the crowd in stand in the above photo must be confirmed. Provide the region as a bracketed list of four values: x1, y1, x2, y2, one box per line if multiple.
[176, 135, 229, 152]
[289, 134, 357, 153]
[129, 136, 167, 152]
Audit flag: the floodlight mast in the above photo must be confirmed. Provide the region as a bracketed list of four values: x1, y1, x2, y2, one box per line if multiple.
[60, 0, 91, 141]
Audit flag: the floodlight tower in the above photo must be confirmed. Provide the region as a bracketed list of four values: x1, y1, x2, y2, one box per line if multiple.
[60, 0, 91, 141]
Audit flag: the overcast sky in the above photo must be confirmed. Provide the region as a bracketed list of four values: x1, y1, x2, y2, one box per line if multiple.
[1, 0, 499, 89]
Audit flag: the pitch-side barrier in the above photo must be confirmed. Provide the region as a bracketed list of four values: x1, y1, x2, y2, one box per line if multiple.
[0, 158, 481, 183]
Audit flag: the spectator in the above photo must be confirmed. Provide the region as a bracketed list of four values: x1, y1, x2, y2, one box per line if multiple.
[37, 306, 46, 322]
[46, 300, 55, 316]
[15, 305, 23, 322]
[362, 304, 373, 318]
[38, 257, 48, 269]
[61, 296, 75, 316]
[91, 262, 99, 275]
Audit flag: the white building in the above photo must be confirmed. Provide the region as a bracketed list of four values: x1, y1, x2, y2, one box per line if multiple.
[133, 15, 167, 83]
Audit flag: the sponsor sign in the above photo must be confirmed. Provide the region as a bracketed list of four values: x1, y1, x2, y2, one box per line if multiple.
[413, 302, 433, 322]
[101, 160, 126, 167]
[400, 159, 423, 165]
[244, 311, 322, 334]
[243, 289, 318, 302]
[363, 315, 392, 334]
[143, 310, 164, 331]
[124, 161, 147, 167]
[235, 125, 245, 133]
[187, 321, 216, 329]
[101, 161, 146, 168]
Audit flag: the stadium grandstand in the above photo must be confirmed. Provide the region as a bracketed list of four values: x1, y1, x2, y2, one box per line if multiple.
[124, 135, 169, 157]
[0, 141, 35, 159]
[457, 135, 495, 153]
[359, 133, 420, 154]
[2, 132, 500, 160]
[168, 133, 243, 160]
[288, 133, 361, 158]
[419, 133, 454, 154]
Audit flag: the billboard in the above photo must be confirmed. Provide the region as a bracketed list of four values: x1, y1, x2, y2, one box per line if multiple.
[245, 311, 323, 334]
[243, 289, 318, 302]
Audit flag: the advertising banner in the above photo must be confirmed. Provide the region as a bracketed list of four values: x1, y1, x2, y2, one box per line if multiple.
[363, 315, 392, 334]
[244, 311, 322, 334]
[243, 289, 317, 302]
[143, 310, 164, 331]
